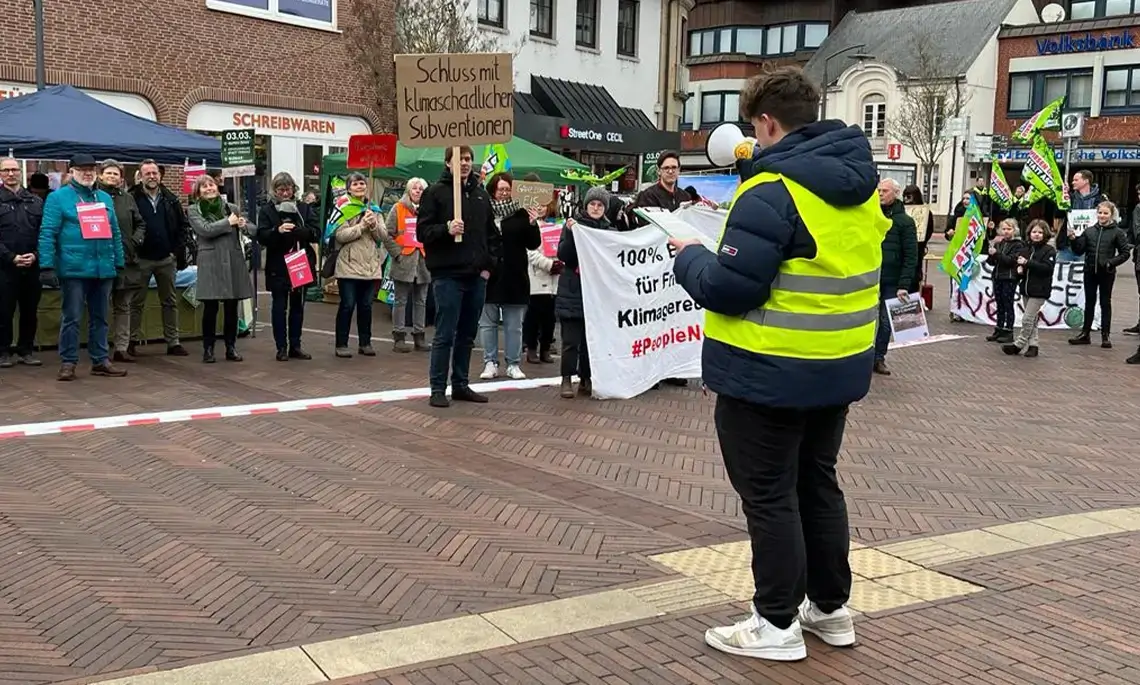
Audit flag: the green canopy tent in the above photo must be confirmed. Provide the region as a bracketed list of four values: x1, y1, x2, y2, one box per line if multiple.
[320, 136, 588, 190]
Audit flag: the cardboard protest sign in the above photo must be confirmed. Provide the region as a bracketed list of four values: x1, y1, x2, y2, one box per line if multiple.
[394, 52, 514, 243]
[513, 181, 553, 209]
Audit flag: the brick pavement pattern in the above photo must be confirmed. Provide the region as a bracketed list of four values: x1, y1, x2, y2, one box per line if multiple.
[1, 271, 1139, 682]
[337, 532, 1140, 685]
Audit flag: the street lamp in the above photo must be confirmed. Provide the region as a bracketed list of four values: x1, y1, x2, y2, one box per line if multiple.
[820, 44, 874, 121]
[33, 0, 46, 89]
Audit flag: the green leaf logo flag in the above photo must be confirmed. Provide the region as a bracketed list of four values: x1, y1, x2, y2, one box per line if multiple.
[1012, 95, 1064, 144]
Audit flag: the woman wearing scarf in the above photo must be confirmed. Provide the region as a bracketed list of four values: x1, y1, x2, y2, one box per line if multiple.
[479, 172, 542, 381]
[382, 177, 431, 353]
[556, 186, 614, 398]
[187, 175, 254, 363]
[258, 172, 317, 362]
[326, 172, 385, 358]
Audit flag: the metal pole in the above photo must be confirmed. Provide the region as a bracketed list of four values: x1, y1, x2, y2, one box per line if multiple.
[33, 0, 46, 89]
[821, 63, 829, 121]
[1062, 137, 1072, 198]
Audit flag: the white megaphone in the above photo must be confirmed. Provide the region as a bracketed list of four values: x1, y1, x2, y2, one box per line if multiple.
[705, 123, 757, 168]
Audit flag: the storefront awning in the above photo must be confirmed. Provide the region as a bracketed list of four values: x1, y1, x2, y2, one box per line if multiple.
[513, 77, 680, 157]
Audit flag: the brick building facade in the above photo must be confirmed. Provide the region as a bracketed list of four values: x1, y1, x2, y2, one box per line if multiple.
[2, 0, 391, 200]
[995, 16, 1140, 209]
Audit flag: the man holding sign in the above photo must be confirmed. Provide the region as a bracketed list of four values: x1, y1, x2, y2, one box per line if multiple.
[38, 154, 127, 381]
[669, 67, 889, 661]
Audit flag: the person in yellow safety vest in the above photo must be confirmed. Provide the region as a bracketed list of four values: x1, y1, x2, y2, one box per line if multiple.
[669, 66, 891, 662]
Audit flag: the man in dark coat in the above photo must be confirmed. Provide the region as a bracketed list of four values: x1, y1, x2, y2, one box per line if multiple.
[874, 178, 919, 376]
[0, 157, 44, 368]
[97, 160, 147, 364]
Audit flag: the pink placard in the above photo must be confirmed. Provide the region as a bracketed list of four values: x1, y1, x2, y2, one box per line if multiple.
[76, 202, 111, 240]
[403, 216, 422, 248]
[284, 249, 313, 289]
[540, 222, 562, 258]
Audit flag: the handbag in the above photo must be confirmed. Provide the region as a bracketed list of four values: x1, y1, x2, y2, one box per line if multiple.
[320, 235, 341, 279]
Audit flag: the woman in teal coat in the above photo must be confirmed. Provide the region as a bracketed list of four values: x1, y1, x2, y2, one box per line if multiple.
[37, 154, 126, 381]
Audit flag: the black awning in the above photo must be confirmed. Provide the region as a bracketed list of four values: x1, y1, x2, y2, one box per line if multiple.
[514, 91, 547, 116]
[530, 76, 655, 130]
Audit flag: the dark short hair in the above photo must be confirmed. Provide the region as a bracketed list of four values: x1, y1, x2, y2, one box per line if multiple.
[487, 172, 513, 193]
[1075, 169, 1093, 183]
[739, 65, 820, 131]
[28, 172, 49, 189]
[902, 185, 924, 204]
[139, 159, 162, 174]
[99, 159, 124, 174]
[1027, 219, 1052, 240]
[444, 146, 474, 163]
[656, 151, 680, 168]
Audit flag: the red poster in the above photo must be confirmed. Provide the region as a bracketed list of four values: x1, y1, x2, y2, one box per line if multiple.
[76, 202, 111, 240]
[540, 222, 562, 258]
[284, 249, 314, 288]
[183, 164, 207, 195]
[403, 216, 422, 248]
[348, 134, 397, 169]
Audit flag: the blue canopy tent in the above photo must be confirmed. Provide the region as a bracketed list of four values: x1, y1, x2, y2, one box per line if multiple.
[0, 85, 221, 165]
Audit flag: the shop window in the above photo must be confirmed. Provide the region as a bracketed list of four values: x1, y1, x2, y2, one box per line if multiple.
[530, 0, 553, 38]
[478, 0, 504, 28]
[687, 22, 829, 57]
[206, 0, 334, 30]
[1104, 66, 1140, 110]
[922, 164, 940, 207]
[617, 0, 639, 57]
[1070, 0, 1138, 17]
[576, 0, 598, 48]
[862, 95, 887, 139]
[1006, 70, 1093, 114]
[700, 92, 741, 127]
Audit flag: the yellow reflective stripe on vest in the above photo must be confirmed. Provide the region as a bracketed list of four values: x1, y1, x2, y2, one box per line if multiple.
[704, 170, 891, 361]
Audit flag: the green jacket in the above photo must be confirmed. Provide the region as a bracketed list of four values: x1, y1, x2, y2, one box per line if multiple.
[879, 199, 918, 293]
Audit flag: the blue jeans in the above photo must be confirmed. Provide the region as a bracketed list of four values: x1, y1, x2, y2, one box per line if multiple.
[59, 278, 113, 365]
[335, 278, 374, 348]
[271, 285, 305, 351]
[430, 275, 486, 393]
[1056, 248, 1079, 263]
[480, 303, 527, 366]
[874, 298, 891, 362]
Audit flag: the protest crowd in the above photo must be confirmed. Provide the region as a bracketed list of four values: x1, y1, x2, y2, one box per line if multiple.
[3, 56, 1140, 669]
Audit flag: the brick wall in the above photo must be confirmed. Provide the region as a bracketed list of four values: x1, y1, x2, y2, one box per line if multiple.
[0, 0, 389, 131]
[995, 28, 1140, 142]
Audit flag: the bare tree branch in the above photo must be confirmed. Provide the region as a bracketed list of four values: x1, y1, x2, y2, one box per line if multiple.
[345, 0, 525, 125]
[886, 40, 971, 180]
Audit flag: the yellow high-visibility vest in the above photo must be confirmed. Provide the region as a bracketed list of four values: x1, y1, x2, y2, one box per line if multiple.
[704, 172, 891, 360]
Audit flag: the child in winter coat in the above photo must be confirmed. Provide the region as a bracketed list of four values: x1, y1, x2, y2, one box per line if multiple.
[986, 218, 1027, 343]
[1069, 200, 1131, 348]
[1003, 220, 1056, 358]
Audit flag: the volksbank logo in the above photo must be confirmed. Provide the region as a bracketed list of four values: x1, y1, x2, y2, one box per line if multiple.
[1036, 30, 1135, 55]
[559, 125, 624, 143]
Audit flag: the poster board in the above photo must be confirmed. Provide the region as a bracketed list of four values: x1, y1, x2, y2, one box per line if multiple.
[513, 181, 554, 209]
[1067, 209, 1096, 237]
[885, 294, 929, 345]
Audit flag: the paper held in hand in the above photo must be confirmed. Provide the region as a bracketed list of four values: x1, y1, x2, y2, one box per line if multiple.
[1067, 209, 1096, 237]
[632, 207, 721, 251]
[885, 293, 929, 345]
[394, 52, 515, 244]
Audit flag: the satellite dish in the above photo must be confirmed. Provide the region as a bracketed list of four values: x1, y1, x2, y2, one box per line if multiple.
[1041, 3, 1066, 22]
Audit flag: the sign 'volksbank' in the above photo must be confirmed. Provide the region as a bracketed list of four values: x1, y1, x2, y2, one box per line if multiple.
[1036, 30, 1136, 55]
[1003, 146, 1140, 163]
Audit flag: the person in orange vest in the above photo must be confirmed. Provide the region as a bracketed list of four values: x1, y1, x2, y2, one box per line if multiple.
[382, 177, 432, 353]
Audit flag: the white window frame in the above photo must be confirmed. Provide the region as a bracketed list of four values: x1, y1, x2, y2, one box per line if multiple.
[862, 96, 887, 139]
[206, 0, 338, 32]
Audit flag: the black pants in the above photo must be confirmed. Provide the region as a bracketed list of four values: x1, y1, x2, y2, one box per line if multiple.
[523, 294, 556, 353]
[1082, 268, 1116, 337]
[559, 317, 590, 380]
[336, 278, 374, 348]
[270, 285, 305, 352]
[993, 279, 1017, 331]
[714, 395, 852, 629]
[202, 299, 239, 348]
[0, 267, 41, 355]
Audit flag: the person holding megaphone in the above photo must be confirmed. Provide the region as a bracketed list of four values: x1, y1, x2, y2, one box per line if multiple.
[670, 66, 891, 662]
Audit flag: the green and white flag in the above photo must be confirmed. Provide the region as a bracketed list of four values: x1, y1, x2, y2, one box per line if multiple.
[1021, 134, 1069, 210]
[1012, 96, 1064, 144]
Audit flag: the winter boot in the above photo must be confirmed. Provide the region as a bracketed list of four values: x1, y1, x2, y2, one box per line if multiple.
[984, 327, 1002, 342]
[393, 332, 412, 353]
[560, 376, 575, 399]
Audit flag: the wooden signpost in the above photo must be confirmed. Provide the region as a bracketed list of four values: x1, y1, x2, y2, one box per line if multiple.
[393, 52, 514, 243]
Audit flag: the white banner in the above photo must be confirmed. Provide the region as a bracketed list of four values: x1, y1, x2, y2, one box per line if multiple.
[949, 256, 1099, 330]
[574, 225, 708, 399]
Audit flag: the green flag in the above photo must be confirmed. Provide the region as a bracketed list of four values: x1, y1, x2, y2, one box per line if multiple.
[1012, 96, 1064, 144]
[988, 160, 1013, 211]
[1021, 134, 1069, 210]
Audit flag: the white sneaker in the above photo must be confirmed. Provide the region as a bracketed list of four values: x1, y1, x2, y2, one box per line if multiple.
[505, 364, 526, 380]
[479, 362, 498, 380]
[704, 610, 806, 661]
[797, 599, 856, 647]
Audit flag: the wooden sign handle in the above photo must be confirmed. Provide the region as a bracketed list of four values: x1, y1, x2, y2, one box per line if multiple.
[451, 146, 463, 243]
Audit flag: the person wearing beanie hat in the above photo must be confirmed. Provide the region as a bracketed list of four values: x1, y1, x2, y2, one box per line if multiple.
[554, 184, 614, 399]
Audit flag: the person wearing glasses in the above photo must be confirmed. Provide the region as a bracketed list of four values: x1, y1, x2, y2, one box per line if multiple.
[629, 150, 692, 388]
[0, 157, 45, 369]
